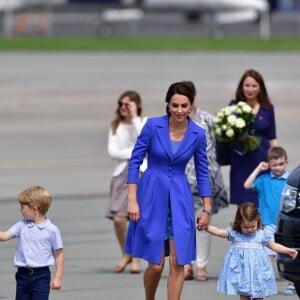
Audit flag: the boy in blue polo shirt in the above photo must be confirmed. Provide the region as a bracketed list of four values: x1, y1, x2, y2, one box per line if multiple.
[0, 186, 64, 300]
[244, 146, 294, 295]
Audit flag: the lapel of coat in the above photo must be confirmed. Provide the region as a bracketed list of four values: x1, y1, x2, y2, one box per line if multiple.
[156, 116, 199, 162]
[173, 118, 199, 161]
[156, 115, 173, 161]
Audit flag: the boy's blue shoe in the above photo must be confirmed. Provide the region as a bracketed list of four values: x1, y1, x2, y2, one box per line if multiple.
[283, 282, 295, 296]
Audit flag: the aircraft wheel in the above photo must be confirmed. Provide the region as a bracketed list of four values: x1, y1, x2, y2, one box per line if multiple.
[96, 23, 113, 38]
[184, 11, 202, 23]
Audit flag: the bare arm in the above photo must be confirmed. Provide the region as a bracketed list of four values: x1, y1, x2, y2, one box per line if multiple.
[269, 139, 278, 147]
[0, 231, 13, 241]
[206, 225, 229, 238]
[127, 183, 140, 222]
[267, 241, 298, 260]
[50, 248, 64, 290]
[244, 161, 269, 189]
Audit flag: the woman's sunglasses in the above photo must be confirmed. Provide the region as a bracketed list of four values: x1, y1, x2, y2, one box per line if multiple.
[118, 101, 129, 108]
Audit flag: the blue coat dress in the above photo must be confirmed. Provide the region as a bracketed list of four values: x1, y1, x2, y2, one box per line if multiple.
[124, 115, 211, 265]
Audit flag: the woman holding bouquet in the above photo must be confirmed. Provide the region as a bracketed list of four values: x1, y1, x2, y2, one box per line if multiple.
[227, 69, 277, 206]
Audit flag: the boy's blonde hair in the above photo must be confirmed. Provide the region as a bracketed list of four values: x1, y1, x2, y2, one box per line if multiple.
[18, 186, 52, 215]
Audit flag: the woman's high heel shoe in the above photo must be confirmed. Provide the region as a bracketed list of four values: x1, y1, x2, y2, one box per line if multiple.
[130, 258, 141, 274]
[184, 264, 194, 280]
[196, 267, 207, 281]
[114, 256, 132, 273]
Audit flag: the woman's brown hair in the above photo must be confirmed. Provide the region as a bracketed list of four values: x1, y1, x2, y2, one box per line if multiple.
[165, 81, 195, 116]
[234, 69, 271, 110]
[110, 90, 142, 134]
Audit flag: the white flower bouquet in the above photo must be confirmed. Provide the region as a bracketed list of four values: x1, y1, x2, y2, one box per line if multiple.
[213, 102, 261, 153]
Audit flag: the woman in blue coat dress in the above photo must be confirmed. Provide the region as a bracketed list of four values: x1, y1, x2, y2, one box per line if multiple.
[125, 81, 212, 300]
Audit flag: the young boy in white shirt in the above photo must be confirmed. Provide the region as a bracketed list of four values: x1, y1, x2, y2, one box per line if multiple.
[0, 186, 64, 300]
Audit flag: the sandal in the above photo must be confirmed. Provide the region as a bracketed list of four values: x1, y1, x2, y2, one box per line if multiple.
[196, 267, 207, 281]
[114, 256, 132, 273]
[130, 258, 141, 274]
[184, 265, 194, 280]
[283, 282, 295, 295]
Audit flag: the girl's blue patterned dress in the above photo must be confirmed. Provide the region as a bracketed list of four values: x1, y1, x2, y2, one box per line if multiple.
[217, 228, 277, 298]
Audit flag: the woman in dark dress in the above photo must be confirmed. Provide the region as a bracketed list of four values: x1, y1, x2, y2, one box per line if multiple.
[229, 69, 278, 206]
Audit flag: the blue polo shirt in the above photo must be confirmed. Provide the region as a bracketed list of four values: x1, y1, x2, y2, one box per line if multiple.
[254, 171, 289, 225]
[9, 218, 63, 268]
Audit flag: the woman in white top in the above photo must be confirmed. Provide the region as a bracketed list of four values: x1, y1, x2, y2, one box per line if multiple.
[106, 90, 147, 274]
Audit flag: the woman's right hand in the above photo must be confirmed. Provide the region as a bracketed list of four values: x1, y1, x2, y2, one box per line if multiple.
[127, 183, 140, 222]
[238, 134, 248, 142]
[128, 101, 138, 118]
[128, 198, 140, 222]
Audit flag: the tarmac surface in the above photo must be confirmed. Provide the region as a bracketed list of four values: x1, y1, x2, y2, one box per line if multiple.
[0, 52, 299, 299]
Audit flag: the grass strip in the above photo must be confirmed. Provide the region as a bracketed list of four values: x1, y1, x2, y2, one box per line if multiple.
[0, 37, 299, 51]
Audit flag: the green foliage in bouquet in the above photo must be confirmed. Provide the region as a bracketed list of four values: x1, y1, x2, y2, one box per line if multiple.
[213, 102, 261, 153]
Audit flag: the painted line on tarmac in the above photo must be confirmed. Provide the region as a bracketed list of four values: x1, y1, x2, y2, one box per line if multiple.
[0, 156, 110, 169]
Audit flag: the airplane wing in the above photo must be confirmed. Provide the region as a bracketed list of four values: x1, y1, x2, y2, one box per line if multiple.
[0, 0, 67, 11]
[143, 0, 269, 12]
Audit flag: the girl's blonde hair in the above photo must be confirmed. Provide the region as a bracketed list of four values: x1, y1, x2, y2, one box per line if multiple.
[18, 186, 52, 215]
[232, 202, 262, 232]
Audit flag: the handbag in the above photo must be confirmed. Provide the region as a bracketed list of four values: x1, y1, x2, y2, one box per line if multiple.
[216, 141, 231, 166]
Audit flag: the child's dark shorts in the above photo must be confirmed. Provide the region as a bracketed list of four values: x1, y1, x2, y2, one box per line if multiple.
[15, 266, 50, 300]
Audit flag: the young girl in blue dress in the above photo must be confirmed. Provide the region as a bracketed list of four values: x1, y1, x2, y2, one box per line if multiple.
[204, 202, 298, 300]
